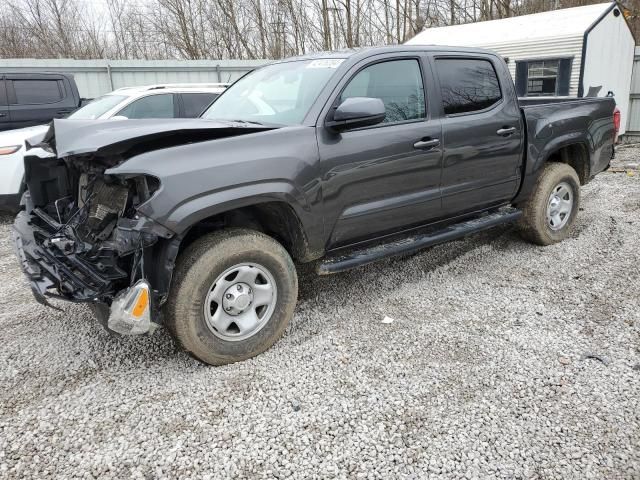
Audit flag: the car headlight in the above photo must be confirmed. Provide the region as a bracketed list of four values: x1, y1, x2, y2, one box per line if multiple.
[0, 145, 21, 155]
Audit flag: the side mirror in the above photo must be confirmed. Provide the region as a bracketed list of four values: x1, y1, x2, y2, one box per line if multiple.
[110, 115, 129, 121]
[326, 97, 385, 131]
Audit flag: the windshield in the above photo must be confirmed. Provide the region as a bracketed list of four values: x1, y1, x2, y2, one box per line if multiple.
[202, 59, 344, 125]
[68, 95, 128, 120]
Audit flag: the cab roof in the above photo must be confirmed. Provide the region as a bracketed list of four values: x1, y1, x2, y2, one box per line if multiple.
[275, 45, 499, 63]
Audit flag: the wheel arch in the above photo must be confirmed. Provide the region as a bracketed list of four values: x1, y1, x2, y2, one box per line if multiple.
[176, 199, 318, 263]
[145, 185, 322, 311]
[543, 141, 591, 185]
[514, 135, 593, 205]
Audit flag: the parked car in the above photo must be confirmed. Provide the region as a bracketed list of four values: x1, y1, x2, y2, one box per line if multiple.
[13, 46, 616, 365]
[0, 73, 83, 132]
[0, 83, 228, 211]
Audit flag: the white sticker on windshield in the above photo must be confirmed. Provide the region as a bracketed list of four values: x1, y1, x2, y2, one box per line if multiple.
[306, 59, 345, 69]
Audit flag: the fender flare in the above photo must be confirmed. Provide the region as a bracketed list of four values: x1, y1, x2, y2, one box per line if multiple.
[513, 132, 593, 205]
[155, 181, 313, 237]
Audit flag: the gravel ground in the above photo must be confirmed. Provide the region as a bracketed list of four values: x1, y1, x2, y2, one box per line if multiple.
[0, 155, 639, 479]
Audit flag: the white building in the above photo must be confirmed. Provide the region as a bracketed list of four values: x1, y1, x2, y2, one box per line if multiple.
[406, 2, 635, 134]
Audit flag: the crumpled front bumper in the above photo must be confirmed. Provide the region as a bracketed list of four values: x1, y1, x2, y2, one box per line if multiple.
[12, 217, 56, 308]
[13, 210, 160, 334]
[12, 210, 126, 306]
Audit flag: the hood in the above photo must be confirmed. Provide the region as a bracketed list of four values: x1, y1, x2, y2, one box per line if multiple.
[30, 118, 277, 160]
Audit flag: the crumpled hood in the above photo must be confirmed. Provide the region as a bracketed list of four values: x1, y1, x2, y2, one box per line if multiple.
[30, 118, 276, 160]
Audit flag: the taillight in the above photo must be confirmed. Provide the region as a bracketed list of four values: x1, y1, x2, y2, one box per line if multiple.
[613, 107, 621, 133]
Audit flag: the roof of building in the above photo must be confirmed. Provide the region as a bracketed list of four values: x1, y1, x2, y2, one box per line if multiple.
[406, 2, 616, 46]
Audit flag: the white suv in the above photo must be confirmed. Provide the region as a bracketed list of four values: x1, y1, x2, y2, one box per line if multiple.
[0, 83, 228, 211]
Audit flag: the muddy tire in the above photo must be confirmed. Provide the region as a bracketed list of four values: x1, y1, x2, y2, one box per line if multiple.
[166, 229, 298, 365]
[518, 162, 581, 246]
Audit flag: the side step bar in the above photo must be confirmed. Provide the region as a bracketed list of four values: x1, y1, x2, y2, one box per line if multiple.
[317, 208, 522, 275]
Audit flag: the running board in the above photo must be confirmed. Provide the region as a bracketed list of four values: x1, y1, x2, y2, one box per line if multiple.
[317, 208, 522, 275]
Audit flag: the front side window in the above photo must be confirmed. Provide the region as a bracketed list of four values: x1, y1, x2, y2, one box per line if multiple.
[202, 59, 343, 126]
[340, 59, 426, 124]
[118, 94, 175, 119]
[436, 58, 502, 115]
[12, 80, 63, 105]
[526, 60, 559, 96]
[68, 94, 127, 119]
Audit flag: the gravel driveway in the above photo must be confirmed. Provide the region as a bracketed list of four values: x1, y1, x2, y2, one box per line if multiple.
[1, 156, 639, 479]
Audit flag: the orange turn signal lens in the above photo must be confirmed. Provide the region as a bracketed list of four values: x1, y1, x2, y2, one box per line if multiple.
[132, 287, 149, 318]
[0, 145, 21, 155]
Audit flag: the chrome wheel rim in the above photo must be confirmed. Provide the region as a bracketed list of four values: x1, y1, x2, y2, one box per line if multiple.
[204, 263, 277, 341]
[546, 181, 573, 231]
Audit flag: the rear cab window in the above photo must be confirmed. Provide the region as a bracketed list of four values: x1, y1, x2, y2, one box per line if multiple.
[435, 58, 502, 115]
[11, 79, 64, 105]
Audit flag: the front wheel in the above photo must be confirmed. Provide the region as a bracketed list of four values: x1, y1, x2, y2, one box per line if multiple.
[166, 229, 298, 365]
[518, 163, 581, 245]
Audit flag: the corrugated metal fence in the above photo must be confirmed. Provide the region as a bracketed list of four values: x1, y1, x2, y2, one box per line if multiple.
[0, 59, 269, 98]
[626, 47, 640, 136]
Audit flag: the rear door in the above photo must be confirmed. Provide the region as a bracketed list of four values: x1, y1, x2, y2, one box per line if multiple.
[6, 74, 74, 128]
[179, 92, 219, 118]
[0, 78, 10, 131]
[432, 55, 523, 216]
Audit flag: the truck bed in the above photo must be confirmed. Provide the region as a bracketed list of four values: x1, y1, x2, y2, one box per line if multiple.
[513, 95, 616, 206]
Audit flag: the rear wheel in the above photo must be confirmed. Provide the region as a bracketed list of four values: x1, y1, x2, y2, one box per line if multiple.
[166, 229, 298, 365]
[518, 162, 580, 245]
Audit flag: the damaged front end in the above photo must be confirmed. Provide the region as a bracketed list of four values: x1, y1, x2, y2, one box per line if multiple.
[13, 129, 177, 335]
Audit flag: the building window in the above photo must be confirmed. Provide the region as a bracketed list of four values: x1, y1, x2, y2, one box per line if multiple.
[515, 58, 572, 97]
[527, 60, 559, 96]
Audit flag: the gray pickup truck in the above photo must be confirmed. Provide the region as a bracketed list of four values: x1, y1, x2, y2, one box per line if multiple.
[13, 46, 616, 365]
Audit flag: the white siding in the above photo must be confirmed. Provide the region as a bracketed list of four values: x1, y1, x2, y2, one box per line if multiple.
[583, 8, 635, 135]
[463, 35, 584, 96]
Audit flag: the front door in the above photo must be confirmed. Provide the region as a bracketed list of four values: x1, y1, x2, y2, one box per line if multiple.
[433, 56, 523, 216]
[318, 56, 443, 249]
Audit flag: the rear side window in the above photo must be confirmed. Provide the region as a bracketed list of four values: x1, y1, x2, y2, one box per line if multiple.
[118, 94, 175, 119]
[12, 80, 63, 105]
[340, 59, 426, 124]
[181, 93, 218, 117]
[435, 58, 502, 115]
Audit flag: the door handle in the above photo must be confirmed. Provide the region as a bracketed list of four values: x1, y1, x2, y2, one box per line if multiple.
[413, 138, 440, 150]
[497, 127, 517, 136]
[0, 113, 6, 117]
